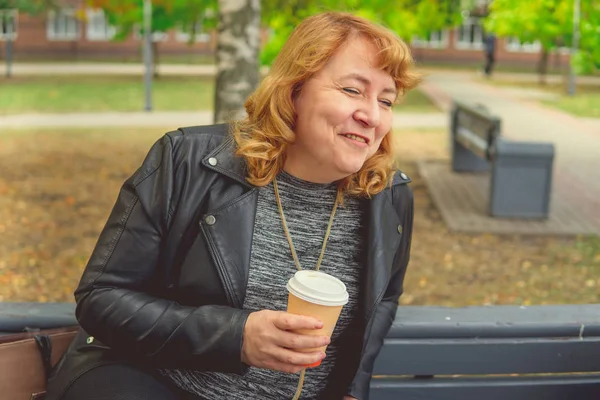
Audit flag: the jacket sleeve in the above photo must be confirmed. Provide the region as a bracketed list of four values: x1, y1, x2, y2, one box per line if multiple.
[74, 133, 251, 373]
[347, 184, 414, 399]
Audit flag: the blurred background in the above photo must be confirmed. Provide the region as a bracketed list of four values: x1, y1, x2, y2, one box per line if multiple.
[0, 0, 598, 306]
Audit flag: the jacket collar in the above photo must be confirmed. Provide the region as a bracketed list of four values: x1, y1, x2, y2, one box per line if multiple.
[202, 135, 253, 188]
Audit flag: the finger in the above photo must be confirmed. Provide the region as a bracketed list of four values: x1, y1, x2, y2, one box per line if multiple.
[275, 330, 330, 350]
[272, 347, 325, 367]
[273, 312, 323, 331]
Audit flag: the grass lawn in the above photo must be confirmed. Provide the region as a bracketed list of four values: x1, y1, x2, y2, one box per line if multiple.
[0, 127, 598, 305]
[399, 88, 439, 113]
[547, 92, 600, 118]
[0, 75, 438, 114]
[0, 76, 215, 114]
[479, 78, 600, 118]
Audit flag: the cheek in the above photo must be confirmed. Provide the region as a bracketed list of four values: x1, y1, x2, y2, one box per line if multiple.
[374, 119, 392, 143]
[326, 98, 357, 124]
[380, 112, 394, 134]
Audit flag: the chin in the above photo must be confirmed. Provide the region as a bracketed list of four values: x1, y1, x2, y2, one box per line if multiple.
[339, 162, 366, 177]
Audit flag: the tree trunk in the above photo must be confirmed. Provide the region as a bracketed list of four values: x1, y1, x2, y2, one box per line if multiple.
[538, 48, 549, 85]
[214, 0, 261, 124]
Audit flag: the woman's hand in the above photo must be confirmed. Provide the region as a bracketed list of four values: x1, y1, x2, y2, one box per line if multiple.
[242, 310, 331, 373]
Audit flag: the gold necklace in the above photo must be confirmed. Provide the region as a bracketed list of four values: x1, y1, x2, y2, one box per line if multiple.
[273, 178, 340, 272]
[273, 177, 340, 400]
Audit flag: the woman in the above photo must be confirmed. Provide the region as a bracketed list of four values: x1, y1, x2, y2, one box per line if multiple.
[45, 11, 419, 400]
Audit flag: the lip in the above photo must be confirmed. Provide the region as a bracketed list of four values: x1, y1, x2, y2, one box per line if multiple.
[340, 132, 371, 145]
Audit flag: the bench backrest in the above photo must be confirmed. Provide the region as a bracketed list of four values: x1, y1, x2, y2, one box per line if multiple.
[2, 303, 600, 400]
[370, 305, 600, 400]
[451, 100, 501, 161]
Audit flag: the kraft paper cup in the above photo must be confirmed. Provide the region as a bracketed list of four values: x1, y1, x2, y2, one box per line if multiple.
[286, 270, 349, 368]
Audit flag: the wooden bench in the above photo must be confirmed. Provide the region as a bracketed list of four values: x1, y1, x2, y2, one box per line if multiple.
[450, 100, 555, 219]
[0, 303, 78, 400]
[3, 303, 600, 400]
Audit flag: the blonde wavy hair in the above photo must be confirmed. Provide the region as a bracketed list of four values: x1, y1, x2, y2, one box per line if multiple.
[233, 12, 421, 197]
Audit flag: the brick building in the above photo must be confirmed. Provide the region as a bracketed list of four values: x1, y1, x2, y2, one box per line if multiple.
[0, 2, 570, 71]
[0, 1, 215, 61]
[411, 18, 570, 71]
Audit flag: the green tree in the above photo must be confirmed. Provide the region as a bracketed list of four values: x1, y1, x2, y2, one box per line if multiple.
[485, 0, 599, 82]
[0, 0, 58, 13]
[87, 0, 217, 76]
[260, 0, 467, 65]
[574, 0, 600, 74]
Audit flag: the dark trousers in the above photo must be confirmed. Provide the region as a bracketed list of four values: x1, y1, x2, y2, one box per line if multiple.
[61, 363, 203, 400]
[484, 53, 495, 76]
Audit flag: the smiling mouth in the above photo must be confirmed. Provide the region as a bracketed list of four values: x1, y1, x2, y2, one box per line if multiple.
[342, 134, 369, 144]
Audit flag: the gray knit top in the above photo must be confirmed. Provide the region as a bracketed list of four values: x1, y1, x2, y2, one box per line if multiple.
[161, 171, 364, 399]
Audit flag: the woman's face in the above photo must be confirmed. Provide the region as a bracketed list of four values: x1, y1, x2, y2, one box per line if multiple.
[285, 37, 397, 183]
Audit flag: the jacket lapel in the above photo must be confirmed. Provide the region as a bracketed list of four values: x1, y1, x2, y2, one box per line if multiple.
[201, 135, 257, 308]
[362, 187, 402, 321]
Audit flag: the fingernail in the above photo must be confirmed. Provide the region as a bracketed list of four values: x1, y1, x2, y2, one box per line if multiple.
[321, 352, 327, 359]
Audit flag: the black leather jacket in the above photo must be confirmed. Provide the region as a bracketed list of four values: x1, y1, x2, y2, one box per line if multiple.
[45, 124, 414, 400]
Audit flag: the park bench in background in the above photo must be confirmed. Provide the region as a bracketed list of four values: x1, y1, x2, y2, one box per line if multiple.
[451, 100, 555, 219]
[2, 302, 600, 400]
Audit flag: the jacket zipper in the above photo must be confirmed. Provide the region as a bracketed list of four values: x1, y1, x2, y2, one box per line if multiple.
[200, 222, 240, 309]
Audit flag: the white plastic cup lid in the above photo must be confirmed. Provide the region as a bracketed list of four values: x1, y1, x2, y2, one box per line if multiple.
[286, 270, 349, 307]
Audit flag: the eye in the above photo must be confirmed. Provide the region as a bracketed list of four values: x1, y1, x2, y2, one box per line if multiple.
[379, 99, 393, 108]
[343, 87, 360, 95]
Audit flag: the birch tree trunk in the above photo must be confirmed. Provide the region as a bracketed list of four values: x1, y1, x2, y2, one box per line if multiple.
[214, 0, 261, 123]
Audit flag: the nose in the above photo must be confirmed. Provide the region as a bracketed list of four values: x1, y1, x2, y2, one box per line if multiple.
[353, 98, 380, 128]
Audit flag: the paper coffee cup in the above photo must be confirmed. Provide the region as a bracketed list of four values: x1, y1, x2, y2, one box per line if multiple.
[286, 270, 349, 368]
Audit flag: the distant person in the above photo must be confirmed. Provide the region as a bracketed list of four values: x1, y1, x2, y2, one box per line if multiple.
[45, 11, 419, 400]
[483, 33, 497, 78]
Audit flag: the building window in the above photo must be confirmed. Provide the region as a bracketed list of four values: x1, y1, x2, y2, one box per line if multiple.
[176, 21, 210, 43]
[85, 8, 115, 41]
[0, 9, 18, 40]
[412, 30, 449, 49]
[505, 37, 542, 53]
[455, 17, 484, 50]
[47, 8, 80, 41]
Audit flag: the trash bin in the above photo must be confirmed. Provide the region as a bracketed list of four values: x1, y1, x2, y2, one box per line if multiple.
[489, 137, 555, 219]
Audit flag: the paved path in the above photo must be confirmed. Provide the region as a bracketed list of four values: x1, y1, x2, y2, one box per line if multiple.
[420, 71, 600, 234]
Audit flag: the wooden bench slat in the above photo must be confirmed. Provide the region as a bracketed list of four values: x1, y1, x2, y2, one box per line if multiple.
[370, 375, 600, 400]
[373, 337, 600, 375]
